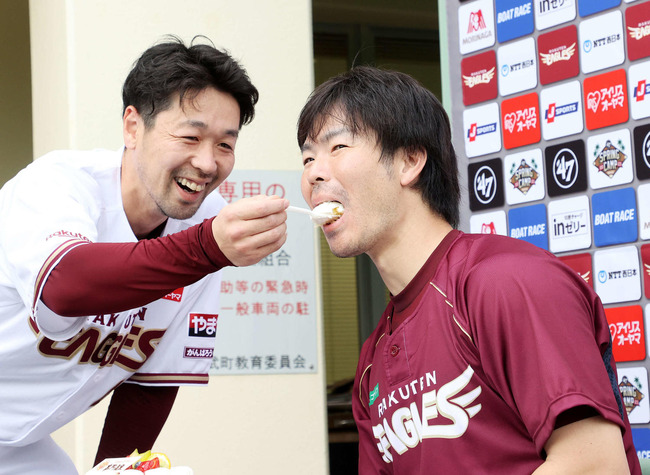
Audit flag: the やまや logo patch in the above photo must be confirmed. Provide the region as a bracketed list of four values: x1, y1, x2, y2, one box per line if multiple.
[188, 313, 218, 337]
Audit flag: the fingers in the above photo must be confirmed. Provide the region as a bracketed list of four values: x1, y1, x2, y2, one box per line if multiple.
[212, 195, 289, 267]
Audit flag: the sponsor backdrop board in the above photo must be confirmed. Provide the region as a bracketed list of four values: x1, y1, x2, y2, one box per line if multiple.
[209, 170, 319, 375]
[445, 0, 650, 446]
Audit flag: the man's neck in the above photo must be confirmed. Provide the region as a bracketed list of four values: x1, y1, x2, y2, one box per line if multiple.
[120, 149, 167, 240]
[370, 208, 452, 297]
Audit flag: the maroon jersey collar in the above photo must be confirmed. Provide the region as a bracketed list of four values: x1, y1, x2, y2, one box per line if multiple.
[389, 229, 461, 333]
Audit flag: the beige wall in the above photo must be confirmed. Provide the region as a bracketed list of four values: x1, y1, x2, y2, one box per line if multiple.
[0, 1, 32, 186]
[28, 0, 327, 473]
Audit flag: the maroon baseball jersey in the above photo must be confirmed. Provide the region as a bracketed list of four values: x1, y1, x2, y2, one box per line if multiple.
[353, 230, 639, 474]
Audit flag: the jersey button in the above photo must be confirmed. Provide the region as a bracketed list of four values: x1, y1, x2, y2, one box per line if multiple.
[390, 345, 400, 357]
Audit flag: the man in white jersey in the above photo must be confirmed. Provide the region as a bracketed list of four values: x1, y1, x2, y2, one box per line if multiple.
[0, 36, 288, 474]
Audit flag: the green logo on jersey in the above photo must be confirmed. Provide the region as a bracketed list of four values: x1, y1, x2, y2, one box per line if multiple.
[369, 383, 379, 406]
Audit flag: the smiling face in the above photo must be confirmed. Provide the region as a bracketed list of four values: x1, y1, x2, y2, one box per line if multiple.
[301, 114, 403, 259]
[123, 87, 240, 233]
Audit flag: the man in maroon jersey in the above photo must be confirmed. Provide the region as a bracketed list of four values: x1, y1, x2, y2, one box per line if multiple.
[297, 66, 640, 473]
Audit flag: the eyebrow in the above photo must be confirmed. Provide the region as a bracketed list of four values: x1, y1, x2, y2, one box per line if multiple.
[182, 119, 239, 138]
[300, 127, 348, 152]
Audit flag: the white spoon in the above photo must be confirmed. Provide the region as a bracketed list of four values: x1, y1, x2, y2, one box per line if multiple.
[287, 202, 344, 226]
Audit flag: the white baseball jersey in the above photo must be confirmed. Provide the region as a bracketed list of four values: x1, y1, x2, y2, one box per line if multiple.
[0, 148, 225, 448]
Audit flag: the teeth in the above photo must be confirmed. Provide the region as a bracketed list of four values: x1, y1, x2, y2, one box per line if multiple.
[176, 178, 206, 192]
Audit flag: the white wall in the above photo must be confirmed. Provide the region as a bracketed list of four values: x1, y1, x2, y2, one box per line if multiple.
[29, 0, 327, 473]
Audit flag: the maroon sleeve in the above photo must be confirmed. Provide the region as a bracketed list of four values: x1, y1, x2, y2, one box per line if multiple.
[42, 217, 232, 317]
[94, 383, 179, 465]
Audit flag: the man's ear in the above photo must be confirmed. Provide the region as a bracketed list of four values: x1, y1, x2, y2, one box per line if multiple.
[123, 105, 141, 150]
[399, 147, 427, 187]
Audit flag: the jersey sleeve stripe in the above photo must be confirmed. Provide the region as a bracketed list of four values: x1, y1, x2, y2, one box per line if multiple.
[357, 364, 373, 409]
[32, 239, 90, 310]
[128, 373, 209, 385]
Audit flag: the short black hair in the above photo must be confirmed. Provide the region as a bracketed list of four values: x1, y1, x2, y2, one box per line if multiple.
[122, 35, 259, 128]
[297, 66, 460, 228]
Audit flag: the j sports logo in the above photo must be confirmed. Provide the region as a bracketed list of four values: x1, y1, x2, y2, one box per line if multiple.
[583, 69, 628, 131]
[501, 92, 540, 149]
[626, 1, 650, 61]
[468, 122, 498, 142]
[538, 77, 582, 139]
[538, 25, 579, 85]
[461, 50, 498, 106]
[459, 0, 496, 54]
[463, 102, 501, 158]
[545, 102, 577, 123]
[629, 61, 650, 120]
[188, 313, 218, 338]
[635, 80, 649, 102]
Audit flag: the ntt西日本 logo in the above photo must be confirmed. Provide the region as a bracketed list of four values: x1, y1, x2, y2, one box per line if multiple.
[579, 11, 624, 75]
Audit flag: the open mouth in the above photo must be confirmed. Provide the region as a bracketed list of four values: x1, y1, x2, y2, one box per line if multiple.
[176, 177, 206, 194]
[312, 201, 344, 226]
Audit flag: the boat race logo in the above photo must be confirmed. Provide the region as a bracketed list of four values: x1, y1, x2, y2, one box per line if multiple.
[509, 158, 539, 195]
[619, 375, 645, 416]
[495, 0, 533, 43]
[592, 139, 627, 179]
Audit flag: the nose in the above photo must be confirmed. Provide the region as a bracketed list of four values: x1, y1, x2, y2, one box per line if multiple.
[191, 144, 218, 176]
[303, 157, 330, 185]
